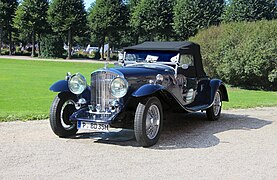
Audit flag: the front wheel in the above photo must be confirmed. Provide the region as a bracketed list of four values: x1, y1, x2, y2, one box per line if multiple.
[206, 90, 222, 121]
[134, 97, 163, 147]
[50, 92, 78, 137]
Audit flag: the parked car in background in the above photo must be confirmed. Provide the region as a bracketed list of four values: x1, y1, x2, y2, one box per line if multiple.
[49, 41, 229, 147]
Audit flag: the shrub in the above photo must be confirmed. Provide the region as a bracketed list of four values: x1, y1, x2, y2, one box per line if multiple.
[0, 49, 9, 55]
[40, 34, 65, 58]
[190, 20, 277, 90]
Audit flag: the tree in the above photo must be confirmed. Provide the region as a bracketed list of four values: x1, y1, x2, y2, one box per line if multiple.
[88, 0, 126, 60]
[48, 0, 87, 59]
[0, 0, 18, 55]
[13, 0, 49, 57]
[174, 0, 224, 40]
[222, 0, 277, 22]
[131, 0, 175, 41]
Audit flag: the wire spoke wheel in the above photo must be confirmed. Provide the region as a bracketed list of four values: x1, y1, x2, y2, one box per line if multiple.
[134, 97, 163, 147]
[145, 105, 160, 140]
[213, 91, 222, 117]
[206, 90, 222, 121]
[50, 93, 78, 137]
[60, 100, 76, 130]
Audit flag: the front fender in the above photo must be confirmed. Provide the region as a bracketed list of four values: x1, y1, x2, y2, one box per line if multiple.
[209, 79, 229, 104]
[49, 80, 69, 92]
[132, 84, 165, 97]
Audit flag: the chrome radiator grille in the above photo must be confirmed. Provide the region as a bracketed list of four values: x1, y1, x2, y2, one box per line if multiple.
[91, 70, 117, 112]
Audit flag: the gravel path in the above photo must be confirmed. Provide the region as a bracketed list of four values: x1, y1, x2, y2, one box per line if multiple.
[0, 107, 276, 179]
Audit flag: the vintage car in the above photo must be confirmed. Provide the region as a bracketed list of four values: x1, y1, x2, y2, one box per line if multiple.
[49, 41, 229, 147]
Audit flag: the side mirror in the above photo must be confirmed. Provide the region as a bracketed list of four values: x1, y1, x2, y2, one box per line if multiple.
[181, 64, 189, 70]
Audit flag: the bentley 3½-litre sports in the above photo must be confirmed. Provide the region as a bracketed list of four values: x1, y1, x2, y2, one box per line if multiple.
[49, 41, 229, 147]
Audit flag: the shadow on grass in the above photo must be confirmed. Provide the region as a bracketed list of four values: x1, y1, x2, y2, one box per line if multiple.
[69, 112, 272, 150]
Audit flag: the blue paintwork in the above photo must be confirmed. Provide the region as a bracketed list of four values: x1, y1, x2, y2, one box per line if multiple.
[49, 79, 91, 102]
[81, 87, 91, 102]
[114, 67, 174, 77]
[209, 79, 226, 104]
[49, 80, 69, 92]
[132, 84, 165, 97]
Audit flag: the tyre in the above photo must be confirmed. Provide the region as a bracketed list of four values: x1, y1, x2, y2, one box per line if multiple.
[134, 97, 163, 147]
[50, 92, 78, 137]
[206, 90, 222, 121]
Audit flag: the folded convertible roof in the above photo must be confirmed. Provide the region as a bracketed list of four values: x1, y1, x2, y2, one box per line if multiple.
[124, 41, 199, 51]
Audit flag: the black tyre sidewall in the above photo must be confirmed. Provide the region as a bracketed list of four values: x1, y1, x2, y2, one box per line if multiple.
[206, 90, 222, 121]
[50, 92, 78, 137]
[134, 97, 163, 147]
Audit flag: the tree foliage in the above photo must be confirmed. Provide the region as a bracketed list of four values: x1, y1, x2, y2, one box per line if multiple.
[191, 20, 277, 90]
[131, 0, 175, 41]
[222, 0, 277, 22]
[0, 0, 18, 55]
[13, 0, 48, 57]
[48, 0, 87, 59]
[88, 0, 126, 60]
[40, 33, 64, 58]
[174, 0, 224, 40]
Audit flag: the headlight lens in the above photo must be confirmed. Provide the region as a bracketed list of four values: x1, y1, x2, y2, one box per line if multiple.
[110, 77, 128, 98]
[68, 73, 87, 95]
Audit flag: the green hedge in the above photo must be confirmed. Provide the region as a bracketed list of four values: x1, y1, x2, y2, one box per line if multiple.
[190, 20, 277, 90]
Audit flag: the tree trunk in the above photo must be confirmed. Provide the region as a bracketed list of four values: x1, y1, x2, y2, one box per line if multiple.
[9, 30, 12, 56]
[31, 30, 36, 57]
[0, 26, 2, 56]
[37, 33, 41, 57]
[107, 36, 110, 61]
[67, 29, 72, 59]
[135, 34, 139, 45]
[100, 39, 105, 60]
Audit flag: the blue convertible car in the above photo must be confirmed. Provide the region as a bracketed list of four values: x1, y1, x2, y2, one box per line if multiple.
[49, 41, 229, 147]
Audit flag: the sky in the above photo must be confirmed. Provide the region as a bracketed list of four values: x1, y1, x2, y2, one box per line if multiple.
[84, 0, 94, 9]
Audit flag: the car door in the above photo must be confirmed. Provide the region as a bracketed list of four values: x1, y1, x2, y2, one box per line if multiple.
[178, 54, 198, 104]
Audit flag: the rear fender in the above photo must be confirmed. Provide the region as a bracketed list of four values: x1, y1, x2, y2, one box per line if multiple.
[209, 79, 229, 104]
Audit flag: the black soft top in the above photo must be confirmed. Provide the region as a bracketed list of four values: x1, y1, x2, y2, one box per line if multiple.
[124, 41, 206, 78]
[124, 41, 198, 51]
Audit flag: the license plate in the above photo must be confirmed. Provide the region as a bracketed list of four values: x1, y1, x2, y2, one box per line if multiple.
[77, 121, 109, 132]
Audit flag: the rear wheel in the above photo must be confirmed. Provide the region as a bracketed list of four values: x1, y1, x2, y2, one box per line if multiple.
[206, 90, 222, 121]
[134, 97, 163, 147]
[50, 92, 78, 137]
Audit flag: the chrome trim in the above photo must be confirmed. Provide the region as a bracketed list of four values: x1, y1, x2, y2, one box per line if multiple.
[61, 100, 76, 130]
[146, 104, 160, 140]
[213, 91, 222, 116]
[68, 73, 87, 95]
[90, 69, 122, 122]
[110, 77, 129, 98]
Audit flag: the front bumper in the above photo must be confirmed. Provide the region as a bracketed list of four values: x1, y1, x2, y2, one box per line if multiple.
[70, 107, 118, 124]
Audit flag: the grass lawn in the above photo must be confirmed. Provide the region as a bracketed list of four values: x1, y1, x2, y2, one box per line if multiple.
[223, 87, 277, 110]
[0, 59, 103, 121]
[0, 58, 276, 121]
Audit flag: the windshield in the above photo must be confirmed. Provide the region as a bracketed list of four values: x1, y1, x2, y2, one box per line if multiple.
[125, 50, 179, 63]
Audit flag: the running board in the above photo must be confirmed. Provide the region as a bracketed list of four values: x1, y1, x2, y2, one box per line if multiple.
[185, 104, 210, 112]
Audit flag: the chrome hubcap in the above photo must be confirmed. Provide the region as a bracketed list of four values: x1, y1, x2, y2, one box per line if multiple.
[213, 91, 222, 116]
[145, 104, 160, 140]
[61, 100, 76, 130]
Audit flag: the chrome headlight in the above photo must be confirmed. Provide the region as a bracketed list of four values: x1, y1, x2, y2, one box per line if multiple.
[68, 73, 87, 95]
[110, 77, 128, 98]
